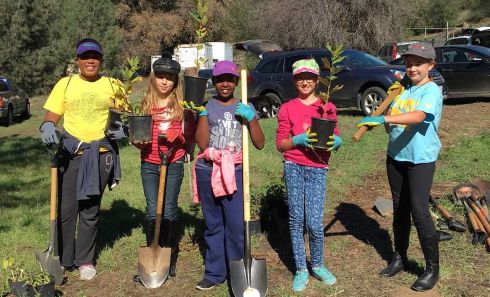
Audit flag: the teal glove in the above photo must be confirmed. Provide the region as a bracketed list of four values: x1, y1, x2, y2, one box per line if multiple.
[181, 101, 207, 117]
[292, 129, 317, 147]
[326, 135, 342, 152]
[357, 116, 385, 128]
[235, 102, 255, 122]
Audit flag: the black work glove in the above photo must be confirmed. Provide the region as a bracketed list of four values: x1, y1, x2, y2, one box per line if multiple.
[106, 121, 127, 140]
[39, 121, 59, 145]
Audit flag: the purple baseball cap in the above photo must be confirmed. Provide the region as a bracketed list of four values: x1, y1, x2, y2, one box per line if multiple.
[76, 40, 103, 56]
[212, 60, 239, 77]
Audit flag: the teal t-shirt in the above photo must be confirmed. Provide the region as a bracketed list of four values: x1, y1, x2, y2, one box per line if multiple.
[387, 81, 443, 164]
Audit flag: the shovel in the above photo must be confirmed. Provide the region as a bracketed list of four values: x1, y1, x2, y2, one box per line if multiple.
[35, 145, 64, 285]
[230, 69, 268, 297]
[429, 196, 466, 232]
[137, 135, 172, 288]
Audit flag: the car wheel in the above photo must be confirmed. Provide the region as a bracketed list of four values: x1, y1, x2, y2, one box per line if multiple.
[21, 101, 30, 119]
[264, 93, 281, 118]
[4, 106, 14, 127]
[361, 87, 387, 115]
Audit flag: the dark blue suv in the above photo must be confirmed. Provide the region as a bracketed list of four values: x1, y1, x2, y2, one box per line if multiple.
[247, 48, 446, 116]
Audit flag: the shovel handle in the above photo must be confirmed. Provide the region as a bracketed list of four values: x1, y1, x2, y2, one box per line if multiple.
[153, 163, 168, 246]
[241, 69, 251, 222]
[352, 87, 401, 142]
[468, 199, 490, 235]
[50, 167, 57, 221]
[430, 196, 453, 220]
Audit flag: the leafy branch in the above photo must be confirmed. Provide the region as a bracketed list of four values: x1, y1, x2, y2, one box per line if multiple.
[319, 44, 345, 104]
[112, 56, 144, 115]
[189, 0, 209, 70]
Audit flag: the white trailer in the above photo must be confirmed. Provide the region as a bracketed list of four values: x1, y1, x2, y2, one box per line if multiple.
[207, 42, 233, 64]
[174, 43, 213, 70]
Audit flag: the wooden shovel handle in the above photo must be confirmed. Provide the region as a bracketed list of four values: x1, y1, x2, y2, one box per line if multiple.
[468, 199, 490, 235]
[50, 166, 58, 221]
[241, 69, 251, 222]
[430, 196, 453, 220]
[352, 87, 401, 142]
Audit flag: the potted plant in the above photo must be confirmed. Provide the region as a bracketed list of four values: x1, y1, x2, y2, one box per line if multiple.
[2, 257, 55, 297]
[184, 0, 210, 106]
[109, 57, 152, 143]
[310, 44, 345, 150]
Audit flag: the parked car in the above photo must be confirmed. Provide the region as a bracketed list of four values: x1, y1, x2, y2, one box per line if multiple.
[377, 41, 421, 62]
[0, 77, 30, 126]
[445, 27, 490, 47]
[390, 45, 490, 99]
[242, 47, 446, 116]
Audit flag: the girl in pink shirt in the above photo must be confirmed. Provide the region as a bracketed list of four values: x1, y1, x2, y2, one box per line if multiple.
[276, 59, 342, 292]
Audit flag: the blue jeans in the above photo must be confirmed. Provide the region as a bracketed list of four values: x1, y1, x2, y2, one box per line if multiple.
[284, 161, 327, 271]
[141, 159, 184, 221]
[196, 166, 244, 284]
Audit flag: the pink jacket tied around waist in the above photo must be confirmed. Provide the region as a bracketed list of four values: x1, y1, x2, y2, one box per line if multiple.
[192, 147, 243, 203]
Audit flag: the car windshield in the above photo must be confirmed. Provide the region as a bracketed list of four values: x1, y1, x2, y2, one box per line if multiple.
[343, 50, 388, 68]
[445, 37, 469, 45]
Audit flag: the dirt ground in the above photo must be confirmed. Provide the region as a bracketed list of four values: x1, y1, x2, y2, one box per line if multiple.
[17, 98, 489, 297]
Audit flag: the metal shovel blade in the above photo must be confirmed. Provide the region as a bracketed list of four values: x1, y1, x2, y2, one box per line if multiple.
[230, 258, 268, 297]
[137, 245, 171, 289]
[35, 248, 63, 285]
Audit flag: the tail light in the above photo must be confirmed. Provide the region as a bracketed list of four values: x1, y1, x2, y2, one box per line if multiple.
[392, 44, 398, 61]
[0, 96, 4, 108]
[247, 74, 253, 84]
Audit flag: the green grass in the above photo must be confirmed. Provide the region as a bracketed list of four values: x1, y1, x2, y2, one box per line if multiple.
[1, 97, 489, 296]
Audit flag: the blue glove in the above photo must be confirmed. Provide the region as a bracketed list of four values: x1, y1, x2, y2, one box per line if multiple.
[357, 116, 385, 128]
[39, 121, 59, 145]
[292, 129, 317, 147]
[180, 101, 207, 117]
[106, 121, 127, 140]
[326, 135, 342, 152]
[235, 102, 256, 122]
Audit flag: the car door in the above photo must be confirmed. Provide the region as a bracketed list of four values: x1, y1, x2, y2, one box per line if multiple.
[436, 47, 490, 97]
[7, 80, 22, 114]
[274, 54, 309, 101]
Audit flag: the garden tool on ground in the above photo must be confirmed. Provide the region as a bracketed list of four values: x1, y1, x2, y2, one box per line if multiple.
[35, 140, 64, 286]
[467, 196, 490, 251]
[137, 135, 174, 288]
[430, 209, 452, 241]
[429, 196, 466, 232]
[230, 69, 268, 297]
[463, 199, 487, 245]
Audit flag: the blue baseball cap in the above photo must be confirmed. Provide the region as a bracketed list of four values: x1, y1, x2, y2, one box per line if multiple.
[76, 40, 103, 56]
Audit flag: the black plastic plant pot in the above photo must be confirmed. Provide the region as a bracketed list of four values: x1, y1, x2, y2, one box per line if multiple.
[34, 280, 55, 297]
[8, 280, 30, 297]
[248, 218, 262, 236]
[127, 115, 153, 143]
[184, 75, 208, 106]
[310, 117, 336, 150]
[107, 108, 123, 130]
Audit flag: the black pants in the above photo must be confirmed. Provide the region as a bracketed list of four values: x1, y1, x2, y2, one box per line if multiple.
[386, 157, 437, 253]
[55, 151, 114, 267]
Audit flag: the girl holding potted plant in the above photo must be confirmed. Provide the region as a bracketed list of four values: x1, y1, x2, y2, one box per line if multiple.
[193, 60, 265, 290]
[39, 38, 124, 281]
[131, 53, 193, 278]
[275, 59, 342, 292]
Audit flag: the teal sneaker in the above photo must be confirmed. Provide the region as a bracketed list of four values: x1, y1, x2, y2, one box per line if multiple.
[292, 270, 309, 292]
[312, 266, 337, 285]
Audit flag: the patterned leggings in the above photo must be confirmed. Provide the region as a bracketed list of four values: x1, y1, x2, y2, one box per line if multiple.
[284, 160, 327, 271]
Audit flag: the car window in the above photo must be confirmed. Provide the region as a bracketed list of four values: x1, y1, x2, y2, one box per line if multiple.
[284, 55, 309, 73]
[257, 59, 279, 73]
[0, 80, 8, 92]
[312, 54, 332, 71]
[445, 37, 469, 45]
[441, 48, 469, 63]
[343, 50, 387, 68]
[397, 44, 412, 55]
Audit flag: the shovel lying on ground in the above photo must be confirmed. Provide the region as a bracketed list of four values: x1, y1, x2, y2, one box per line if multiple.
[463, 199, 487, 245]
[429, 196, 466, 232]
[230, 69, 268, 297]
[138, 135, 172, 288]
[467, 196, 490, 251]
[35, 143, 64, 286]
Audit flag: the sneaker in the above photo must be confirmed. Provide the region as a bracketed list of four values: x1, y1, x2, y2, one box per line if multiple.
[312, 266, 337, 285]
[79, 264, 96, 280]
[195, 279, 217, 291]
[292, 270, 309, 292]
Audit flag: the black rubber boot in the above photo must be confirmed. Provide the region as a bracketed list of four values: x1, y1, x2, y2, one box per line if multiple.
[145, 219, 155, 247]
[411, 234, 439, 292]
[380, 222, 410, 277]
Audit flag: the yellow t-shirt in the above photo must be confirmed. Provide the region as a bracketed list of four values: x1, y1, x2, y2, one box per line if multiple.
[44, 75, 119, 142]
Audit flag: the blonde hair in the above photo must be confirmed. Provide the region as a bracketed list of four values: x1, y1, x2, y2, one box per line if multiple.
[141, 72, 184, 121]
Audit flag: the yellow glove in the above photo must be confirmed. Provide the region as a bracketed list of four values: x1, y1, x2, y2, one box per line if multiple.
[180, 101, 207, 116]
[387, 81, 404, 97]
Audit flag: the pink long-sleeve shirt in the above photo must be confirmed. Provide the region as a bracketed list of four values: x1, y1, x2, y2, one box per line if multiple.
[276, 97, 340, 168]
